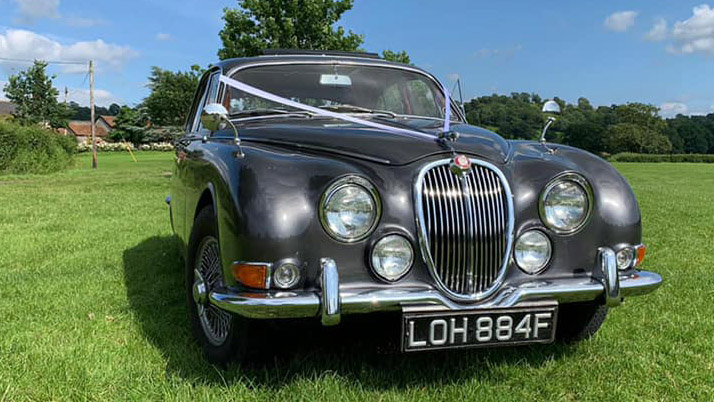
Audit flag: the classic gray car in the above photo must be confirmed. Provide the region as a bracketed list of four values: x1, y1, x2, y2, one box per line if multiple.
[168, 50, 662, 364]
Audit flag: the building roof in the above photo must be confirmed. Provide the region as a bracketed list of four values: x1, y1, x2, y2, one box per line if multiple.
[0, 101, 16, 116]
[98, 115, 116, 128]
[67, 121, 108, 137]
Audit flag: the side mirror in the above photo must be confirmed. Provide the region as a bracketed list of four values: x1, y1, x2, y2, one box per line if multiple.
[200, 103, 229, 132]
[542, 100, 561, 114]
[539, 100, 560, 153]
[199, 103, 244, 158]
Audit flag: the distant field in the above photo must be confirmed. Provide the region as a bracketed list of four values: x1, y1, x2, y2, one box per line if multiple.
[0, 153, 712, 400]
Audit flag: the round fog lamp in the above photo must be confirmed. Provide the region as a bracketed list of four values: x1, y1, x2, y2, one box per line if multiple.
[371, 235, 413, 281]
[273, 263, 300, 289]
[514, 230, 552, 274]
[616, 247, 635, 270]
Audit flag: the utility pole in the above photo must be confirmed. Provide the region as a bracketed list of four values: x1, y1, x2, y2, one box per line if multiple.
[89, 60, 97, 169]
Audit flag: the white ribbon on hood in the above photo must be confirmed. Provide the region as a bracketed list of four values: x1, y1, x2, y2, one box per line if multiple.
[219, 75, 451, 142]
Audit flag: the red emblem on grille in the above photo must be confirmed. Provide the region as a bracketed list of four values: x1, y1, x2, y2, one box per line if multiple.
[450, 154, 471, 175]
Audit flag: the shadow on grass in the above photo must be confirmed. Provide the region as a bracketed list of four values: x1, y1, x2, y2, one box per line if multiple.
[124, 235, 578, 390]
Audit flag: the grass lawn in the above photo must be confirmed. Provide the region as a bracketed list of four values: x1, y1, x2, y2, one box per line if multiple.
[0, 152, 712, 401]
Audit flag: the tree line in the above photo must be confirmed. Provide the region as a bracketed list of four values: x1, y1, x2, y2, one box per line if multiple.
[464, 93, 714, 155]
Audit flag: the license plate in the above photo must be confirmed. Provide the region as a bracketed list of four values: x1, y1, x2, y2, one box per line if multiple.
[402, 305, 558, 352]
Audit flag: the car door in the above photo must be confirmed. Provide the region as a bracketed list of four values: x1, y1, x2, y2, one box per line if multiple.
[172, 70, 217, 245]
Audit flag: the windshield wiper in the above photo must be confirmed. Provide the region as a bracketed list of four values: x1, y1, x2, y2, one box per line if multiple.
[230, 108, 314, 118]
[318, 104, 398, 118]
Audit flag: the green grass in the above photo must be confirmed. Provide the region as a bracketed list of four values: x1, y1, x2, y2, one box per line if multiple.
[0, 153, 712, 401]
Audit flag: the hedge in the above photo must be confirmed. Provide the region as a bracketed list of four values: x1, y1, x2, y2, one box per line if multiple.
[609, 153, 714, 163]
[0, 120, 76, 174]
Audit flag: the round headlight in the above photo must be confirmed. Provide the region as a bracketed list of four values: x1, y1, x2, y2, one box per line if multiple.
[514, 230, 552, 274]
[540, 174, 592, 234]
[371, 235, 413, 281]
[616, 247, 635, 270]
[320, 177, 380, 242]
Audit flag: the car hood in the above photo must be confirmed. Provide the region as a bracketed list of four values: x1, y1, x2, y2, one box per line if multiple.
[235, 117, 510, 166]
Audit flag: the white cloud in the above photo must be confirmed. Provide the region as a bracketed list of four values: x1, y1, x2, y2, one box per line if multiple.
[604, 11, 638, 32]
[65, 87, 123, 107]
[660, 102, 688, 117]
[156, 33, 172, 41]
[446, 73, 460, 82]
[669, 5, 714, 54]
[645, 18, 668, 41]
[0, 82, 7, 101]
[11, 0, 59, 23]
[0, 29, 138, 73]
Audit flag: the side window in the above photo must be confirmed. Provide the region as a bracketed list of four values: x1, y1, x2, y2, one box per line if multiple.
[187, 71, 221, 134]
[187, 74, 210, 133]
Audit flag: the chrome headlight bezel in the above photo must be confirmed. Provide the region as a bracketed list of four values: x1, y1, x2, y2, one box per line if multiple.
[514, 230, 552, 274]
[319, 175, 381, 243]
[539, 172, 594, 235]
[370, 234, 414, 282]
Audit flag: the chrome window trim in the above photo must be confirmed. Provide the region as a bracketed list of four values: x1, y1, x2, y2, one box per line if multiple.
[538, 172, 594, 235]
[319, 175, 382, 243]
[224, 60, 466, 123]
[414, 158, 515, 303]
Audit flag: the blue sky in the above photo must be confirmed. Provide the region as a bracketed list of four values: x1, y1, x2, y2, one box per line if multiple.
[1, 0, 713, 117]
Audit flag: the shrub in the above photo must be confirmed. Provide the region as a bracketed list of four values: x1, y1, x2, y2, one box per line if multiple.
[609, 153, 714, 163]
[0, 120, 75, 174]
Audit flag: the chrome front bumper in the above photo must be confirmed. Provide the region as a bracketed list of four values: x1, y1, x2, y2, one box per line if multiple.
[209, 247, 662, 326]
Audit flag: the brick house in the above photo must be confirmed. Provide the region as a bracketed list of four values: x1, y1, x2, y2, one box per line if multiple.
[66, 115, 116, 143]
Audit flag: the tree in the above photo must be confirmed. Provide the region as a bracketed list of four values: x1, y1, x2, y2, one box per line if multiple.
[668, 115, 709, 154]
[143, 65, 204, 126]
[381, 50, 411, 64]
[563, 122, 606, 154]
[218, 0, 364, 59]
[108, 103, 121, 116]
[3, 61, 69, 128]
[607, 123, 672, 154]
[109, 106, 149, 146]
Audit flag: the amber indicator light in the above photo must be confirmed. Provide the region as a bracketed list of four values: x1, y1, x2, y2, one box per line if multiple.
[231, 263, 269, 289]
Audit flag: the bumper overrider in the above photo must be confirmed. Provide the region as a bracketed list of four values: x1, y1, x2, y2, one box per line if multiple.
[209, 247, 662, 326]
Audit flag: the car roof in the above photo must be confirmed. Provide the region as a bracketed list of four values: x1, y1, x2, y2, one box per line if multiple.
[214, 54, 432, 76]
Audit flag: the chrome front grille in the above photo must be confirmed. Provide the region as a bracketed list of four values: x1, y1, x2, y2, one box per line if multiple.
[415, 159, 513, 301]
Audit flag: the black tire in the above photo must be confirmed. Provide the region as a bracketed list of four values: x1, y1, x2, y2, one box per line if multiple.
[186, 206, 248, 366]
[555, 302, 609, 343]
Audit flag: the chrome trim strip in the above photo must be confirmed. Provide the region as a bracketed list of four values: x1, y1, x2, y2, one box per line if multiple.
[414, 158, 515, 302]
[320, 258, 341, 326]
[208, 270, 662, 319]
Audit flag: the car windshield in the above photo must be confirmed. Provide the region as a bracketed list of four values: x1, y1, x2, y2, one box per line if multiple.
[222, 63, 459, 121]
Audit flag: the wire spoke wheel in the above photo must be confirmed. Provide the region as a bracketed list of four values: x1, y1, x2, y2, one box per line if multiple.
[194, 236, 232, 346]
